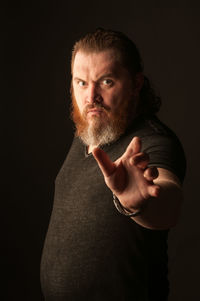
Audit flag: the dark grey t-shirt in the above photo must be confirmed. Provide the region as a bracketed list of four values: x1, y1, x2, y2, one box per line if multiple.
[41, 116, 186, 301]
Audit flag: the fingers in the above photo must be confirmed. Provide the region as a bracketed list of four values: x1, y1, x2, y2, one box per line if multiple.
[148, 184, 160, 198]
[130, 152, 149, 169]
[144, 167, 159, 181]
[92, 147, 116, 177]
[130, 153, 159, 197]
[124, 136, 141, 158]
[129, 149, 159, 182]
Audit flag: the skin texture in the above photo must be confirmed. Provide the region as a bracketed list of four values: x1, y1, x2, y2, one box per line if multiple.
[72, 50, 134, 117]
[72, 50, 144, 150]
[93, 138, 182, 230]
[72, 50, 183, 230]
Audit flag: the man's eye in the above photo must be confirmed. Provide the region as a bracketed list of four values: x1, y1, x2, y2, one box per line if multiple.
[78, 81, 86, 87]
[102, 79, 113, 86]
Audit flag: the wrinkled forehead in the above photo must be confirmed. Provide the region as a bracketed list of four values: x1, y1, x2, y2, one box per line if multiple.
[72, 49, 124, 79]
[72, 48, 121, 68]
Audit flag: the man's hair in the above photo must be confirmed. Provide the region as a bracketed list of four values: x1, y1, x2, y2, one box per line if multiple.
[71, 28, 161, 116]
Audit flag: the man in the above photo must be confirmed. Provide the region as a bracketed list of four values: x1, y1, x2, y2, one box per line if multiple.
[41, 28, 186, 300]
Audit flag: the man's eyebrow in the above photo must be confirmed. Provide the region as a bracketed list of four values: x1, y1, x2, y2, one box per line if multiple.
[73, 72, 119, 83]
[98, 72, 118, 81]
[73, 77, 84, 81]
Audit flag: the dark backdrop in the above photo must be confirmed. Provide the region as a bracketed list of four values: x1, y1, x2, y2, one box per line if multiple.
[2, 1, 200, 300]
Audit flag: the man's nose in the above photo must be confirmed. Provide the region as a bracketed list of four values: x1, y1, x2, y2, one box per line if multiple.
[86, 83, 102, 104]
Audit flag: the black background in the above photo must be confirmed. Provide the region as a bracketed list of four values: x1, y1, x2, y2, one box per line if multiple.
[2, 1, 200, 300]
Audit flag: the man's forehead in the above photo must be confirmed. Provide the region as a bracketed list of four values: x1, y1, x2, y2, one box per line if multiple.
[72, 50, 123, 78]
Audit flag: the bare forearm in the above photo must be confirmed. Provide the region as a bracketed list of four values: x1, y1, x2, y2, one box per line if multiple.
[131, 181, 183, 230]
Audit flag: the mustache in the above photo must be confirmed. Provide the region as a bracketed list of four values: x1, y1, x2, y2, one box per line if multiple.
[83, 103, 111, 114]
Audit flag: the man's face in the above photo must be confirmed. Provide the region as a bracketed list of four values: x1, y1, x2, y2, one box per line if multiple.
[71, 49, 136, 146]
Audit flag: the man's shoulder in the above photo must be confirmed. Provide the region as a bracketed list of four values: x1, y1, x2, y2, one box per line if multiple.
[131, 115, 186, 183]
[107, 115, 186, 183]
[106, 115, 173, 155]
[126, 115, 176, 138]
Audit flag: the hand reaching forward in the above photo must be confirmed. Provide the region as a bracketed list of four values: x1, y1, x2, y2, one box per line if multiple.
[92, 137, 160, 212]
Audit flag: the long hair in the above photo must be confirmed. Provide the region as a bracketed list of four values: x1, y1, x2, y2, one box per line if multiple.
[71, 28, 161, 117]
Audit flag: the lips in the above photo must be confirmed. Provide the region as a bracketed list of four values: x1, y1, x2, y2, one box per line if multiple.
[86, 108, 104, 117]
[87, 109, 103, 113]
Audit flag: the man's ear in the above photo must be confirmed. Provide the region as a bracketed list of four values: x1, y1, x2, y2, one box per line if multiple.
[133, 72, 144, 96]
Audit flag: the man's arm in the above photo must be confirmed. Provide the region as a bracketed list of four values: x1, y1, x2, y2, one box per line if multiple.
[92, 137, 183, 230]
[131, 168, 182, 229]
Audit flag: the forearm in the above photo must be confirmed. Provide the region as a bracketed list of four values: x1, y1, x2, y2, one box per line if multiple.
[131, 180, 183, 230]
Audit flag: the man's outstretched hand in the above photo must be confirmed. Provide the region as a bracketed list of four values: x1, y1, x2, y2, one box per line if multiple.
[92, 137, 160, 212]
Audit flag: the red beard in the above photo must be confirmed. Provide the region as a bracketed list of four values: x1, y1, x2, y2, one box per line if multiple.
[70, 88, 135, 146]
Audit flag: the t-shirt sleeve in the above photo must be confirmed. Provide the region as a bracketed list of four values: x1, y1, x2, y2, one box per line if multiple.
[141, 134, 186, 184]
